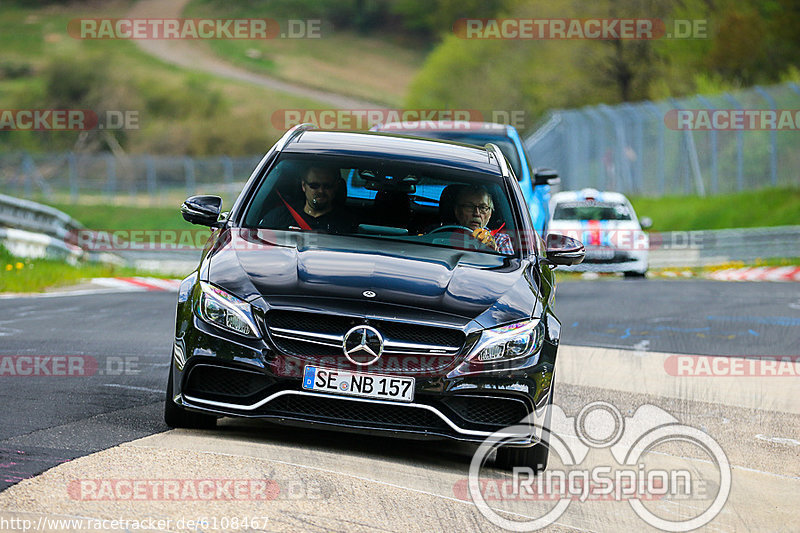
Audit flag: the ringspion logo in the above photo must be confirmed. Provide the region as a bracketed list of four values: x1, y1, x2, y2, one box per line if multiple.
[467, 401, 730, 531]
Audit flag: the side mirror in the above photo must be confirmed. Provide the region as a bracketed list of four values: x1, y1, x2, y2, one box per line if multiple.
[181, 195, 223, 227]
[639, 216, 653, 230]
[545, 233, 585, 266]
[534, 168, 560, 186]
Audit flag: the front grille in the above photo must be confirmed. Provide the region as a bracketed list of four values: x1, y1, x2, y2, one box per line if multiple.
[185, 365, 270, 399]
[443, 396, 530, 427]
[262, 394, 448, 431]
[264, 310, 466, 373]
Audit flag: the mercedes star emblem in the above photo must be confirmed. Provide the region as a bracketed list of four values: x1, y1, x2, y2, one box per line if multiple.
[342, 325, 384, 366]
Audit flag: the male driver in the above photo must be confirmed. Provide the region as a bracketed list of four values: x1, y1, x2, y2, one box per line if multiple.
[261, 165, 356, 233]
[453, 185, 514, 254]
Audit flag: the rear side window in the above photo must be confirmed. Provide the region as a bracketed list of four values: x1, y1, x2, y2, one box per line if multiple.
[553, 201, 632, 221]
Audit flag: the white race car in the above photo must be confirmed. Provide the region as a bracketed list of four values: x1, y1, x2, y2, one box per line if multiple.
[548, 188, 651, 277]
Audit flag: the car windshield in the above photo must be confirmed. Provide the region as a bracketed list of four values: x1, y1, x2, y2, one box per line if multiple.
[393, 131, 524, 179]
[552, 201, 632, 221]
[241, 154, 519, 256]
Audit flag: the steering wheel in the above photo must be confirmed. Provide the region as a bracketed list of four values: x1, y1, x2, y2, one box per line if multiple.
[425, 225, 494, 250]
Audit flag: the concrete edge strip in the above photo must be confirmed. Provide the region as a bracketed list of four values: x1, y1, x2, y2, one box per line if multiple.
[556, 345, 799, 414]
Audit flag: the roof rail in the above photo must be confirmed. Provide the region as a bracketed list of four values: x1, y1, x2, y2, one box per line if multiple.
[274, 123, 317, 152]
[485, 143, 511, 179]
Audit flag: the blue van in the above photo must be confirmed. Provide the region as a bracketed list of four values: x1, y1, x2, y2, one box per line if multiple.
[372, 122, 559, 235]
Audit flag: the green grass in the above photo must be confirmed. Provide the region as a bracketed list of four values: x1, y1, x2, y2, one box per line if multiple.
[0, 2, 330, 155]
[39, 186, 800, 235]
[0, 245, 167, 293]
[50, 202, 190, 232]
[184, 0, 426, 107]
[629, 187, 800, 232]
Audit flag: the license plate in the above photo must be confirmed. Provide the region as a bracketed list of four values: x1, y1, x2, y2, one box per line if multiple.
[302, 366, 415, 402]
[585, 247, 614, 260]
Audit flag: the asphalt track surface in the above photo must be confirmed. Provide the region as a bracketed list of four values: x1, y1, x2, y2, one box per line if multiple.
[0, 280, 797, 531]
[556, 279, 800, 356]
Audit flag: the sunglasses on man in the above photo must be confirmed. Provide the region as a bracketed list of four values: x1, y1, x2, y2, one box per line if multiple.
[304, 181, 337, 191]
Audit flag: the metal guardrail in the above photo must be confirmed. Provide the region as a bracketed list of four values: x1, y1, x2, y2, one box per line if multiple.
[0, 193, 83, 239]
[1, 194, 798, 271]
[648, 226, 800, 268]
[0, 194, 84, 262]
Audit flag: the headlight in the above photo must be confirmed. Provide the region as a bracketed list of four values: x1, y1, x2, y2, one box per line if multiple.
[196, 281, 261, 338]
[468, 319, 544, 363]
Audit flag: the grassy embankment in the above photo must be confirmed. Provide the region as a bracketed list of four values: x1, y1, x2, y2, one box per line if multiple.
[47, 186, 800, 233]
[184, 0, 427, 107]
[0, 1, 329, 156]
[629, 187, 800, 232]
[0, 244, 160, 293]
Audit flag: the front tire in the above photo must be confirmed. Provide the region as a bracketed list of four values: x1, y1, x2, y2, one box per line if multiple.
[624, 271, 647, 278]
[495, 441, 549, 473]
[164, 364, 217, 429]
[495, 371, 555, 473]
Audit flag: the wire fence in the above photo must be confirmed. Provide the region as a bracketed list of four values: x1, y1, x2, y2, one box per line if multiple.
[525, 82, 800, 196]
[2, 82, 798, 205]
[0, 153, 262, 206]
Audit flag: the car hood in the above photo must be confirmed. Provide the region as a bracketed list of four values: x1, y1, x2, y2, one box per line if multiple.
[205, 229, 539, 327]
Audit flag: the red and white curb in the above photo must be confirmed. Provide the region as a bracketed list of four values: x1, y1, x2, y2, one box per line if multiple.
[706, 266, 800, 282]
[91, 277, 182, 292]
[0, 277, 182, 299]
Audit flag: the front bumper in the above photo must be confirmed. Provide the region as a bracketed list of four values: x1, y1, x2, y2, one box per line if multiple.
[171, 312, 557, 446]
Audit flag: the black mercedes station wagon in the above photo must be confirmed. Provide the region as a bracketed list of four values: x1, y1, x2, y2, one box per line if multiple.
[166, 124, 584, 471]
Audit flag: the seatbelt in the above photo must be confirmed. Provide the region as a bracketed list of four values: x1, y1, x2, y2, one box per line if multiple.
[491, 223, 505, 236]
[277, 191, 312, 231]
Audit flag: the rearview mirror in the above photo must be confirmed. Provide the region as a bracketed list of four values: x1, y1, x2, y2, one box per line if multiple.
[545, 233, 585, 266]
[639, 216, 653, 230]
[534, 168, 560, 186]
[181, 195, 223, 227]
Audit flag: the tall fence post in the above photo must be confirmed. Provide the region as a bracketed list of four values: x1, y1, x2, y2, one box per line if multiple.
[753, 85, 778, 188]
[724, 93, 745, 191]
[21, 154, 33, 198]
[184, 156, 196, 197]
[68, 152, 78, 203]
[584, 108, 606, 189]
[105, 153, 116, 200]
[645, 101, 666, 196]
[623, 103, 645, 194]
[146, 156, 157, 203]
[223, 156, 234, 199]
[696, 95, 719, 194]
